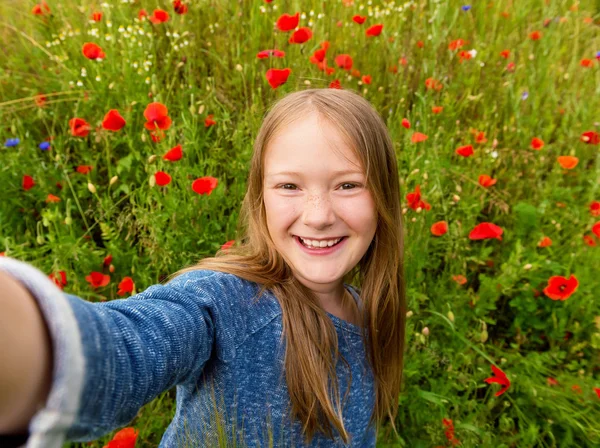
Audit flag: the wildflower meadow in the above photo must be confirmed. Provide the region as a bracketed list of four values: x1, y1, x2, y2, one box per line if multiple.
[1, 0, 600, 446]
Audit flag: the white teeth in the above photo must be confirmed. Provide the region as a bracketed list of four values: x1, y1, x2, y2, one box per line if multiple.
[299, 237, 342, 248]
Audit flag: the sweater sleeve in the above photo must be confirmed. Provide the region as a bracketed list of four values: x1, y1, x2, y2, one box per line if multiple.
[0, 257, 218, 447]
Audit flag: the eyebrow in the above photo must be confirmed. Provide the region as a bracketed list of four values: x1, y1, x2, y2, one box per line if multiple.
[267, 169, 364, 178]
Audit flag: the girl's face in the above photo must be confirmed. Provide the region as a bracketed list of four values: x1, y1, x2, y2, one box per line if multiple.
[263, 113, 378, 300]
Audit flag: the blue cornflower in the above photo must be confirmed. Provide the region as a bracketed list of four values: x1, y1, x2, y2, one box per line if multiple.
[4, 138, 20, 147]
[39, 141, 51, 150]
[461, 5, 472, 11]
[521, 91, 529, 100]
[596, 51, 600, 59]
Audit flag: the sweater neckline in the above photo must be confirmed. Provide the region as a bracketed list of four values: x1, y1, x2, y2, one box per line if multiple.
[324, 284, 363, 335]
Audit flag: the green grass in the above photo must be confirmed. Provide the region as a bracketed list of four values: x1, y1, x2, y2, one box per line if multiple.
[1, 0, 600, 446]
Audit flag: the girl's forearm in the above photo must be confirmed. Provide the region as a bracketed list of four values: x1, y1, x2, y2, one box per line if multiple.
[0, 270, 53, 434]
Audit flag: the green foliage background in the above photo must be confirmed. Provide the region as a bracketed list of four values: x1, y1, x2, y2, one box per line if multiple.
[1, 0, 599, 446]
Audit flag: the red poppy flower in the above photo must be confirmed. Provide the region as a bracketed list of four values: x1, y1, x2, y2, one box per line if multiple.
[221, 240, 235, 251]
[155, 171, 172, 186]
[309, 48, 326, 64]
[455, 145, 474, 157]
[547, 377, 559, 386]
[432, 106, 443, 114]
[23, 175, 35, 191]
[431, 221, 448, 236]
[365, 24, 383, 37]
[102, 109, 126, 131]
[192, 177, 218, 195]
[204, 114, 216, 127]
[538, 236, 552, 247]
[82, 42, 106, 60]
[530, 137, 544, 150]
[90, 12, 102, 21]
[590, 201, 600, 217]
[138, 9, 148, 20]
[49, 271, 67, 290]
[400, 118, 410, 129]
[594, 388, 600, 399]
[448, 39, 465, 51]
[265, 68, 291, 89]
[334, 54, 353, 70]
[361, 75, 372, 84]
[104, 427, 139, 448]
[416, 40, 424, 48]
[163, 145, 183, 161]
[411, 132, 428, 143]
[475, 131, 487, 143]
[144, 102, 172, 131]
[557, 156, 578, 169]
[329, 79, 342, 89]
[580, 58, 593, 68]
[583, 234, 596, 247]
[103, 254, 112, 267]
[592, 221, 600, 239]
[34, 94, 47, 107]
[506, 62, 516, 72]
[478, 175, 497, 187]
[149, 9, 169, 24]
[31, 1, 50, 15]
[173, 0, 188, 14]
[77, 165, 94, 175]
[276, 12, 299, 32]
[289, 27, 312, 44]
[425, 77, 443, 91]
[256, 49, 285, 59]
[406, 185, 431, 211]
[46, 194, 60, 203]
[352, 15, 366, 24]
[117, 277, 135, 296]
[69, 118, 92, 137]
[484, 364, 511, 397]
[580, 131, 600, 144]
[86, 272, 110, 289]
[452, 275, 467, 285]
[529, 30, 542, 40]
[468, 222, 503, 240]
[500, 49, 510, 58]
[543, 274, 578, 300]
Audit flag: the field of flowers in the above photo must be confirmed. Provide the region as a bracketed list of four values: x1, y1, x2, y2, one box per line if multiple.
[1, 0, 600, 446]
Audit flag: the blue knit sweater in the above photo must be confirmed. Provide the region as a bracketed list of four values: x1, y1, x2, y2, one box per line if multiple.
[0, 257, 376, 447]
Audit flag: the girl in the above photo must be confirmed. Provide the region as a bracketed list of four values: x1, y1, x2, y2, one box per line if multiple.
[0, 88, 406, 447]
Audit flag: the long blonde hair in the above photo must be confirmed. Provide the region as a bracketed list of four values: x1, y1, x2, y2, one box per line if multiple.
[168, 88, 406, 445]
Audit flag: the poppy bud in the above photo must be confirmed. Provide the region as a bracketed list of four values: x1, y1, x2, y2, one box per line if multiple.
[447, 311, 455, 322]
[524, 263, 532, 270]
[453, 194, 460, 202]
[110, 175, 118, 186]
[88, 182, 97, 194]
[149, 175, 156, 187]
[198, 105, 205, 115]
[65, 216, 72, 225]
[141, 133, 147, 142]
[422, 327, 430, 336]
[37, 235, 45, 245]
[235, 64, 243, 71]
[415, 207, 422, 213]
[481, 329, 489, 342]
[148, 154, 157, 163]
[406, 310, 413, 318]
[109, 264, 115, 273]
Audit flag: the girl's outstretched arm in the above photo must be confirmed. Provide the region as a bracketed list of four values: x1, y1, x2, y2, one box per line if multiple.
[0, 257, 221, 447]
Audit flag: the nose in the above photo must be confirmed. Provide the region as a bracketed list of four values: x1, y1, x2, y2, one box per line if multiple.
[302, 193, 336, 228]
